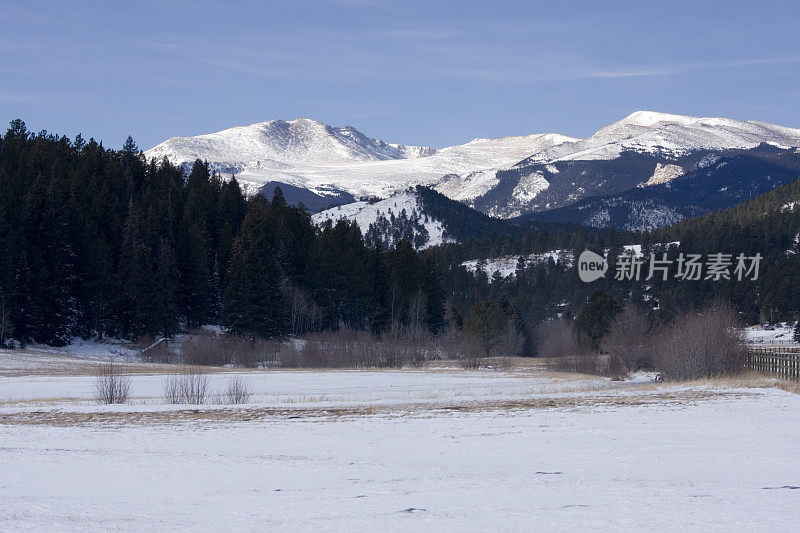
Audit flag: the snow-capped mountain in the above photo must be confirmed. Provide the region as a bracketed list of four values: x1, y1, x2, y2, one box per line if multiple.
[469, 112, 800, 220]
[520, 111, 800, 164]
[147, 117, 434, 165]
[520, 143, 800, 230]
[145, 118, 577, 199]
[146, 111, 800, 232]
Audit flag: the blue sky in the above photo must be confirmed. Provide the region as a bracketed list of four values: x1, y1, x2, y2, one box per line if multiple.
[2, 0, 799, 150]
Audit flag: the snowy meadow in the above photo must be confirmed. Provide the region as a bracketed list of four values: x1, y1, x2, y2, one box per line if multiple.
[1, 347, 799, 531]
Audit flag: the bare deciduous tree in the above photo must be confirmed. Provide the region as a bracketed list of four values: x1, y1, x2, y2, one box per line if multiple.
[601, 304, 651, 371]
[490, 320, 524, 358]
[651, 300, 747, 380]
[536, 318, 579, 359]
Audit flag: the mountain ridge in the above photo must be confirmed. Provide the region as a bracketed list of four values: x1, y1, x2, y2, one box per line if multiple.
[145, 111, 800, 231]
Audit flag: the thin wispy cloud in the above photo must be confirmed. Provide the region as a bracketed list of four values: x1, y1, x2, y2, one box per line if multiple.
[443, 54, 800, 83]
[2, 1, 798, 148]
[0, 91, 49, 104]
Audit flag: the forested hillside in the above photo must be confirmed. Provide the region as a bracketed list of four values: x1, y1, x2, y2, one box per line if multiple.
[0, 121, 444, 346]
[436, 176, 800, 337]
[2, 119, 798, 350]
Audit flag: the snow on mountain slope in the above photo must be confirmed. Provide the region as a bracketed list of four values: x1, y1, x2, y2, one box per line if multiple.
[429, 134, 576, 201]
[146, 112, 800, 201]
[146, 112, 800, 228]
[522, 111, 800, 164]
[147, 117, 434, 165]
[145, 119, 577, 199]
[311, 191, 454, 249]
[640, 163, 685, 187]
[462, 250, 574, 280]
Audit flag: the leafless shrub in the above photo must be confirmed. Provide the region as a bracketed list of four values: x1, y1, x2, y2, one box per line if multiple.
[282, 280, 324, 335]
[183, 371, 209, 404]
[255, 324, 454, 369]
[489, 321, 524, 358]
[223, 377, 252, 405]
[487, 356, 512, 371]
[93, 361, 131, 404]
[458, 357, 482, 370]
[234, 336, 284, 368]
[178, 331, 283, 368]
[162, 368, 209, 404]
[435, 325, 465, 360]
[182, 333, 233, 366]
[381, 323, 433, 368]
[536, 318, 579, 358]
[162, 375, 183, 404]
[183, 332, 224, 366]
[381, 334, 412, 368]
[651, 301, 747, 381]
[290, 329, 362, 368]
[549, 352, 607, 375]
[536, 318, 618, 376]
[601, 304, 651, 371]
[279, 328, 420, 369]
[456, 335, 485, 369]
[137, 336, 175, 363]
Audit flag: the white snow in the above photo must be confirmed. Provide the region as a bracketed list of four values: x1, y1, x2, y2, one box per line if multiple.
[143, 111, 800, 220]
[435, 169, 500, 203]
[744, 323, 797, 345]
[145, 120, 577, 200]
[461, 257, 521, 279]
[511, 171, 550, 203]
[462, 250, 574, 280]
[2, 354, 800, 531]
[622, 244, 643, 257]
[640, 163, 685, 187]
[527, 110, 800, 164]
[311, 191, 453, 249]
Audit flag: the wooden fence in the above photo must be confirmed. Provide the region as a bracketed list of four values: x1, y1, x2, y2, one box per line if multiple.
[747, 347, 800, 380]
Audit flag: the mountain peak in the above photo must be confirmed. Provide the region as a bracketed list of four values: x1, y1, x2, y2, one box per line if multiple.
[618, 110, 699, 127]
[145, 117, 436, 173]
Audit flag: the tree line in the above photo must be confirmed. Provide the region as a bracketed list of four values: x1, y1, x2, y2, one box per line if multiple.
[2, 118, 798, 350]
[434, 176, 800, 339]
[0, 121, 444, 346]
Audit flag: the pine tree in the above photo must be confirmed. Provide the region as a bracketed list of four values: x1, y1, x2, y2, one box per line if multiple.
[130, 244, 160, 337]
[421, 255, 445, 334]
[84, 233, 114, 338]
[217, 176, 246, 288]
[463, 301, 508, 353]
[20, 173, 76, 345]
[156, 239, 180, 336]
[223, 197, 287, 336]
[177, 215, 212, 327]
[367, 244, 390, 334]
[574, 289, 622, 349]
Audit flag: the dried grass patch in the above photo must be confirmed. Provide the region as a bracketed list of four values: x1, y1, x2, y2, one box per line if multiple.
[0, 389, 748, 428]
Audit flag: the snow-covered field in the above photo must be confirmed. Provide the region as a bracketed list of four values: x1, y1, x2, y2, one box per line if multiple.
[1, 349, 799, 531]
[744, 323, 797, 345]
